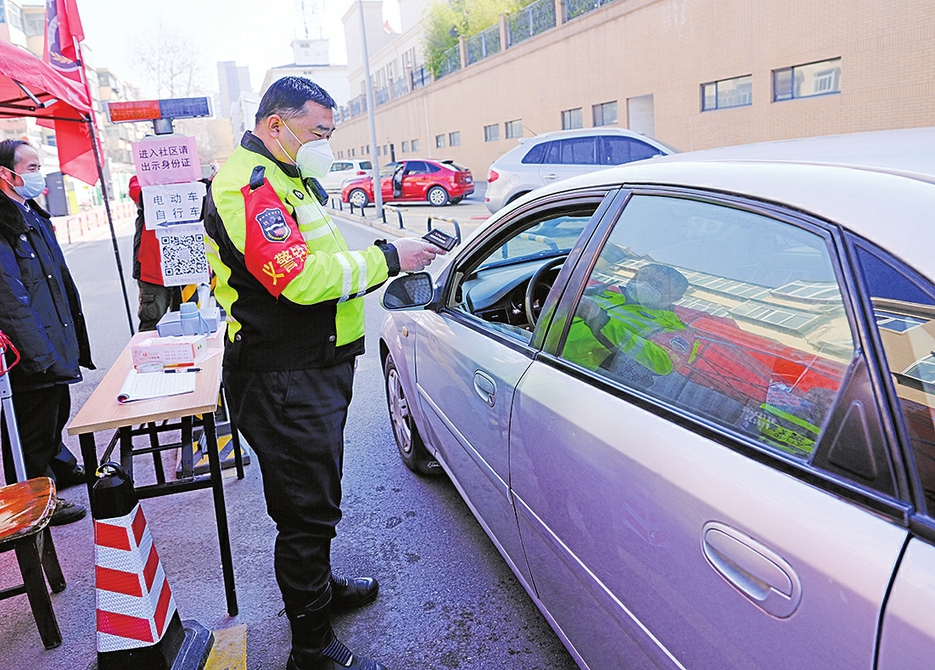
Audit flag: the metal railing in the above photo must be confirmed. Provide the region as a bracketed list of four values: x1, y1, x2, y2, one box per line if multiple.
[427, 215, 462, 246]
[437, 45, 462, 79]
[466, 24, 502, 65]
[375, 86, 390, 106]
[410, 65, 431, 91]
[391, 77, 409, 100]
[565, 0, 618, 21]
[382, 204, 404, 229]
[508, 0, 556, 47]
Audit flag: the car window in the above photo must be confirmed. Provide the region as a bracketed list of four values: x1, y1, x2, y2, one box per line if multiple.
[853, 241, 935, 512]
[546, 138, 597, 165]
[559, 194, 855, 462]
[330, 162, 352, 172]
[521, 142, 549, 165]
[406, 161, 428, 174]
[360, 161, 372, 170]
[425, 162, 441, 173]
[450, 203, 601, 343]
[629, 140, 661, 162]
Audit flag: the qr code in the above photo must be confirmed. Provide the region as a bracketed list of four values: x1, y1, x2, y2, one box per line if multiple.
[158, 229, 209, 285]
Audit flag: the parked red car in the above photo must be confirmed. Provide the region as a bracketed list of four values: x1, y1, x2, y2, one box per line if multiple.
[341, 159, 474, 207]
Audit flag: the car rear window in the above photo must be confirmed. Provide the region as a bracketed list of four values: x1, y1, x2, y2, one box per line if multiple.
[521, 142, 549, 164]
[441, 161, 471, 172]
[360, 161, 372, 170]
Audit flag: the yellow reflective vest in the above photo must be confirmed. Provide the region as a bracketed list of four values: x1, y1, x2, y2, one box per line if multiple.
[203, 132, 396, 370]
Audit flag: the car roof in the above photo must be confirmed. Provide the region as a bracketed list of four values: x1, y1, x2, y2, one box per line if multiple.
[533, 127, 935, 282]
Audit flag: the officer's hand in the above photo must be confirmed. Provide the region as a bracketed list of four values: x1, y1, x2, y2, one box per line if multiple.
[393, 238, 445, 273]
[576, 296, 609, 331]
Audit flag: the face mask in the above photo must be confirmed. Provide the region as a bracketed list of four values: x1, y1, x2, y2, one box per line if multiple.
[10, 171, 46, 200]
[280, 121, 335, 179]
[631, 280, 666, 310]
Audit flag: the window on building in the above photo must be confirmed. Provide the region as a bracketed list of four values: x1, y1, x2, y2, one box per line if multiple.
[411, 138, 420, 152]
[773, 58, 841, 102]
[6, 1, 24, 32]
[337, 151, 344, 159]
[505, 119, 523, 139]
[24, 9, 43, 37]
[701, 74, 753, 111]
[383, 145, 388, 156]
[435, 134, 446, 149]
[592, 101, 618, 127]
[402, 140, 409, 153]
[449, 131, 461, 147]
[361, 145, 366, 156]
[562, 108, 583, 130]
[484, 123, 500, 142]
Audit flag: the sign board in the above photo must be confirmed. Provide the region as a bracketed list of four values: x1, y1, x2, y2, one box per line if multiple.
[132, 136, 201, 187]
[156, 223, 210, 286]
[142, 182, 207, 228]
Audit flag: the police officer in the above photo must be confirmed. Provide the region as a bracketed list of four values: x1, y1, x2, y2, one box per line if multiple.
[203, 77, 442, 670]
[565, 263, 690, 386]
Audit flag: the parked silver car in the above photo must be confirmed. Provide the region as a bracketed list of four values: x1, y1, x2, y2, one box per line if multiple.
[484, 127, 677, 213]
[380, 127, 935, 670]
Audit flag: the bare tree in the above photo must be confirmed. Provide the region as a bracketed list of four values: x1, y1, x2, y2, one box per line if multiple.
[132, 22, 206, 98]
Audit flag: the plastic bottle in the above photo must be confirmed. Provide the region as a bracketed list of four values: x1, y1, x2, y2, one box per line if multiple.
[179, 302, 208, 336]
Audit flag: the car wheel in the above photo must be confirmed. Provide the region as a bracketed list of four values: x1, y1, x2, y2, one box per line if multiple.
[426, 186, 450, 207]
[349, 188, 369, 208]
[384, 354, 442, 475]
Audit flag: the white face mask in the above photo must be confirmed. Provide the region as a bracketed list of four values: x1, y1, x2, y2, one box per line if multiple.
[279, 121, 335, 179]
[4, 170, 46, 200]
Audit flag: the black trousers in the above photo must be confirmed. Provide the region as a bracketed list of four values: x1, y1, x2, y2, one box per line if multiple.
[224, 362, 355, 609]
[1, 383, 70, 485]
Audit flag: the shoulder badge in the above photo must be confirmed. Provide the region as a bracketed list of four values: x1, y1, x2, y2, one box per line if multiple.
[293, 189, 305, 200]
[256, 207, 291, 243]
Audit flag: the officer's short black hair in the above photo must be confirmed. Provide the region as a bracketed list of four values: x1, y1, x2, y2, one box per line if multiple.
[0, 139, 28, 172]
[255, 76, 336, 125]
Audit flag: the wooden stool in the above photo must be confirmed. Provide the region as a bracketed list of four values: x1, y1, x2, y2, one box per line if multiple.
[0, 477, 65, 649]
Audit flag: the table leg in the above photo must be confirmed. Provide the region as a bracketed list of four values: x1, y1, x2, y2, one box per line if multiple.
[79, 432, 97, 503]
[202, 411, 238, 616]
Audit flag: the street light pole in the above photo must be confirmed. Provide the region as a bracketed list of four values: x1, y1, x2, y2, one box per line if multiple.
[358, 0, 383, 216]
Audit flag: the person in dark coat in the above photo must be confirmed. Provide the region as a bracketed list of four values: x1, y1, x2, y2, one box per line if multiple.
[0, 139, 95, 525]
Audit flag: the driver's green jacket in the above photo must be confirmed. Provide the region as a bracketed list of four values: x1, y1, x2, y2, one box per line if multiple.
[563, 289, 686, 374]
[203, 132, 398, 371]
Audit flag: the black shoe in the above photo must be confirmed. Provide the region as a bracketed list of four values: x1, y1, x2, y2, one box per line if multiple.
[330, 575, 379, 613]
[54, 464, 89, 490]
[50, 498, 87, 526]
[286, 634, 388, 670]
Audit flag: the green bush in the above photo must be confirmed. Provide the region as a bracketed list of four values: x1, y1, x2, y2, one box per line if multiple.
[422, 0, 533, 77]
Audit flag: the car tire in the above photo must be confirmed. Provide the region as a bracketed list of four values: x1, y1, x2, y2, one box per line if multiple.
[349, 188, 369, 208]
[426, 186, 450, 207]
[384, 354, 442, 475]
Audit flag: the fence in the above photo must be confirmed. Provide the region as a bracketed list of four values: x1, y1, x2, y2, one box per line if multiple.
[437, 45, 463, 79]
[508, 0, 556, 47]
[466, 24, 502, 66]
[565, 0, 618, 21]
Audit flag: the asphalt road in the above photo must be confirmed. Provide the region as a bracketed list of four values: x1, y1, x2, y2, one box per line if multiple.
[0, 208, 577, 670]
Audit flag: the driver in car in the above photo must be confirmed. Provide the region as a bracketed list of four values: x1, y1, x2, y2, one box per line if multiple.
[563, 263, 692, 388]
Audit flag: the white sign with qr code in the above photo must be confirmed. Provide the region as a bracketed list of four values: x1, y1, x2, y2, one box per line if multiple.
[156, 222, 210, 286]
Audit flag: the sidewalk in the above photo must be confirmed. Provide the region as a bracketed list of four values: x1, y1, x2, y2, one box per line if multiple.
[51, 202, 137, 246]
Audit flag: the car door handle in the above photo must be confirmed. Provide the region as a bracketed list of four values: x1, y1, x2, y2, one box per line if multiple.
[473, 370, 496, 407]
[702, 522, 802, 618]
[543, 173, 559, 180]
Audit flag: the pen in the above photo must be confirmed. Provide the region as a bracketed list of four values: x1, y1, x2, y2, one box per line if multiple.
[164, 368, 201, 374]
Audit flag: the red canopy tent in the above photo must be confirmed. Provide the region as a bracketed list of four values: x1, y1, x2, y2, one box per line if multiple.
[0, 39, 135, 333]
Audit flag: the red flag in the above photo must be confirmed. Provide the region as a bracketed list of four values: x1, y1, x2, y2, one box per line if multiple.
[41, 0, 100, 185]
[43, 0, 84, 83]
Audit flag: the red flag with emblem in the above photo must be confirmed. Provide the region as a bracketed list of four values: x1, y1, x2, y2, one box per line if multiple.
[242, 178, 309, 297]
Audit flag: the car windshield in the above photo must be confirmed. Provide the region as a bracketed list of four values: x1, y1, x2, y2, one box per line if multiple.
[479, 215, 590, 270]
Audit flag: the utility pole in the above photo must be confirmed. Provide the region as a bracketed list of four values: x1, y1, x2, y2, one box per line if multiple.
[358, 0, 383, 215]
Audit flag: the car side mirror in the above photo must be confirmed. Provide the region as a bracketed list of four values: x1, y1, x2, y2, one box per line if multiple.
[382, 272, 435, 310]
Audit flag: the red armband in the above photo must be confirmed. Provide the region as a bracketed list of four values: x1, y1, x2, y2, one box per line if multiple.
[242, 175, 309, 297]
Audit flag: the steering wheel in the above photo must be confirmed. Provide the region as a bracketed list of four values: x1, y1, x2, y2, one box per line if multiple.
[524, 257, 566, 326]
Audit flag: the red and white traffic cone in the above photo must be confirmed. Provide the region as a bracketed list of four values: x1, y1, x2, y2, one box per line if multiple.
[91, 463, 212, 670]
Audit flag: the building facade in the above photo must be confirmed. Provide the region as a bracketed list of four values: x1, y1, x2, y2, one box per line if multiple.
[331, 0, 935, 178]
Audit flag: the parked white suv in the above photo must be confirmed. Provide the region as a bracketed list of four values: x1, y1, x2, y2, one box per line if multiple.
[319, 159, 373, 192]
[485, 127, 677, 213]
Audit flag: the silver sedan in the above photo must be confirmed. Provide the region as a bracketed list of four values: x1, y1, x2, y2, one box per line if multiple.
[379, 127, 935, 670]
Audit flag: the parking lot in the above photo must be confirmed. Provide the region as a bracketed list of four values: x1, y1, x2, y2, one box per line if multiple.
[325, 182, 494, 245]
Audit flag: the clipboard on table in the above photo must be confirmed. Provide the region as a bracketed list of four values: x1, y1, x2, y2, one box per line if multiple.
[117, 370, 197, 404]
